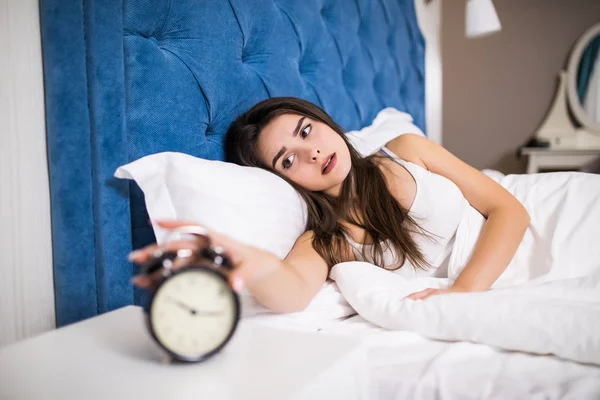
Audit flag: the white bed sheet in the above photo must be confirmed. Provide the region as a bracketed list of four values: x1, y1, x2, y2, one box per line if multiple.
[250, 313, 600, 400]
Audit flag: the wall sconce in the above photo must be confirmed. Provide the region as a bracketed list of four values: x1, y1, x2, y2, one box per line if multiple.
[465, 0, 502, 38]
[423, 0, 502, 39]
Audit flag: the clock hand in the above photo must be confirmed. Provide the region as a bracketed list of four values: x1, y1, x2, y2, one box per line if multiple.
[166, 296, 224, 316]
[193, 310, 224, 316]
[167, 296, 198, 315]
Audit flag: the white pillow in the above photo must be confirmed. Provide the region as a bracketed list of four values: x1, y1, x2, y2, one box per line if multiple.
[330, 261, 600, 365]
[345, 108, 425, 156]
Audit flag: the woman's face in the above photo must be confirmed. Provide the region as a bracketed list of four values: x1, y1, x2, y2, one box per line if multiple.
[256, 113, 352, 196]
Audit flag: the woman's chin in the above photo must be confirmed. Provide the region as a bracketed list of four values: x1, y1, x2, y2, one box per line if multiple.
[323, 174, 349, 196]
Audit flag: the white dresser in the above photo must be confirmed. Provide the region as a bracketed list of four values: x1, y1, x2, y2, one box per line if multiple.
[519, 147, 600, 174]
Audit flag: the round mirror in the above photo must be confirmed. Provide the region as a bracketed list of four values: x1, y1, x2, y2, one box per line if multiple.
[568, 23, 600, 134]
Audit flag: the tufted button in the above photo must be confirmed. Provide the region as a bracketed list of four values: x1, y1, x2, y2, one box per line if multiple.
[139, 33, 160, 46]
[241, 49, 258, 65]
[320, 1, 330, 17]
[241, 43, 249, 63]
[320, 0, 328, 10]
[373, 71, 386, 94]
[387, 35, 394, 51]
[357, 21, 366, 37]
[298, 57, 310, 75]
[397, 63, 404, 82]
[298, 63, 310, 80]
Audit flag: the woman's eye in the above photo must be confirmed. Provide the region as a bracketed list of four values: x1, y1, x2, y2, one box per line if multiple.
[282, 154, 295, 169]
[301, 124, 311, 138]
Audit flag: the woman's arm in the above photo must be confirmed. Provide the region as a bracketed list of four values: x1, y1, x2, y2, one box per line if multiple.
[247, 230, 330, 312]
[131, 221, 329, 313]
[385, 134, 530, 299]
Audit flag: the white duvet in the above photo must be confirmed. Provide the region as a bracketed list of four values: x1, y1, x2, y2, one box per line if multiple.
[330, 171, 600, 366]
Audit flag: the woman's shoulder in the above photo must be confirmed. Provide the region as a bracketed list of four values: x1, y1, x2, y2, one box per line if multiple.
[383, 133, 429, 170]
[291, 229, 356, 267]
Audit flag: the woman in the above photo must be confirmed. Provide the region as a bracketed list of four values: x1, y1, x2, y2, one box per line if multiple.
[131, 97, 600, 313]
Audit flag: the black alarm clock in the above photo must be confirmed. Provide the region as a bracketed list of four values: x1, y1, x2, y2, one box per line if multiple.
[139, 226, 240, 363]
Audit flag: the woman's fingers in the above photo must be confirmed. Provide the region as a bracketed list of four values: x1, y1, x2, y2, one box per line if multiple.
[155, 219, 248, 264]
[128, 244, 159, 263]
[406, 288, 460, 300]
[127, 240, 200, 264]
[131, 275, 152, 287]
[128, 219, 214, 264]
[406, 288, 437, 300]
[129, 220, 251, 289]
[228, 271, 245, 292]
[204, 231, 249, 265]
[154, 220, 196, 228]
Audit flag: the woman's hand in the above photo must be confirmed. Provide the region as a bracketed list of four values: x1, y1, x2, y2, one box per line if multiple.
[129, 220, 282, 292]
[406, 285, 472, 300]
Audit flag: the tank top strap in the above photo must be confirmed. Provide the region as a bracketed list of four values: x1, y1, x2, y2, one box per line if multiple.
[378, 145, 426, 182]
[378, 146, 406, 164]
[378, 146, 420, 171]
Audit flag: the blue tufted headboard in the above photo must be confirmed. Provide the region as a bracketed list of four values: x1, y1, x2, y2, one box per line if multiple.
[40, 0, 425, 326]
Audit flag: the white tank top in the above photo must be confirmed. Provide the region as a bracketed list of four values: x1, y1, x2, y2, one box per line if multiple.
[348, 146, 470, 279]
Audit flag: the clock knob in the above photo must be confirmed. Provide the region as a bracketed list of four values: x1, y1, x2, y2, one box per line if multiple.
[141, 250, 178, 275]
[159, 225, 234, 271]
[199, 246, 233, 270]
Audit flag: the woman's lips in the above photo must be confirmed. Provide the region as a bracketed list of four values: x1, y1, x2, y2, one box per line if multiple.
[322, 153, 336, 175]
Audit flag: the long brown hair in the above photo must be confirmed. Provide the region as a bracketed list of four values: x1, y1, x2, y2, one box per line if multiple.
[225, 97, 433, 271]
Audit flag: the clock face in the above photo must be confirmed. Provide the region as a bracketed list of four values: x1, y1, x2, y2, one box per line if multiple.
[149, 267, 239, 361]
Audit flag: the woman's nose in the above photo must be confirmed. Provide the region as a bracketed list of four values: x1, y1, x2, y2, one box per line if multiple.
[311, 149, 320, 162]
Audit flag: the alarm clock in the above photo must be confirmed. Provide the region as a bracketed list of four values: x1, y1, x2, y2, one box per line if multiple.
[139, 226, 240, 363]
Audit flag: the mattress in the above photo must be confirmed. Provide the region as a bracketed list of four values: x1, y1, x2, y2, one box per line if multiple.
[250, 313, 600, 399]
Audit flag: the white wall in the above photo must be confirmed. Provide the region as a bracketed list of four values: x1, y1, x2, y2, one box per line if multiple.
[415, 0, 443, 144]
[0, 0, 55, 347]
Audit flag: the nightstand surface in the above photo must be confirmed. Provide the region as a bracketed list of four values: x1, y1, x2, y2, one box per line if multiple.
[0, 306, 367, 400]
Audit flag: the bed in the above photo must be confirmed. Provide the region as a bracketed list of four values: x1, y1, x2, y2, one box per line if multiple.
[40, 0, 600, 398]
[250, 312, 600, 399]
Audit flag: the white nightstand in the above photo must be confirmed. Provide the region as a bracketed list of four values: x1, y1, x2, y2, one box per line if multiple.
[519, 147, 600, 174]
[0, 306, 368, 399]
